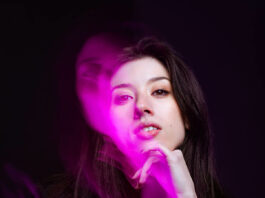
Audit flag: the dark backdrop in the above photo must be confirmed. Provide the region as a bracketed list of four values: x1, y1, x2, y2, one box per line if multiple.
[1, 1, 264, 198]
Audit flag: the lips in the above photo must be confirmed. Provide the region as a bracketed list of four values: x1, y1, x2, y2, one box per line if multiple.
[134, 123, 161, 139]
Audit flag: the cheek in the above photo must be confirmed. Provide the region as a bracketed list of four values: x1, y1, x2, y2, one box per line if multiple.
[79, 94, 108, 133]
[155, 99, 181, 119]
[77, 85, 113, 134]
[167, 103, 185, 133]
[110, 103, 134, 129]
[156, 100, 186, 150]
[109, 104, 138, 153]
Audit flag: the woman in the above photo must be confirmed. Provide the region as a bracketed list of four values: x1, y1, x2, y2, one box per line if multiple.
[50, 27, 225, 198]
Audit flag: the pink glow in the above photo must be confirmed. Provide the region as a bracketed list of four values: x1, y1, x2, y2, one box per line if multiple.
[1, 164, 40, 198]
[74, 35, 179, 197]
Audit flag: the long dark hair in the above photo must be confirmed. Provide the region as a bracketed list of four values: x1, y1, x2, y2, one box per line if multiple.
[52, 24, 223, 197]
[117, 37, 219, 198]
[70, 36, 223, 198]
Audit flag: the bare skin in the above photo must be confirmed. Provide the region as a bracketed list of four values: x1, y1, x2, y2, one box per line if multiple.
[110, 57, 197, 198]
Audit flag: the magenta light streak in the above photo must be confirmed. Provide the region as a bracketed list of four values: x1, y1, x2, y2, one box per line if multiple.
[1, 164, 40, 198]
[72, 35, 178, 197]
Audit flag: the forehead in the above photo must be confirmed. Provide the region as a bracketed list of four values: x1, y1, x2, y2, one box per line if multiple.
[111, 57, 169, 86]
[77, 35, 121, 70]
[76, 36, 124, 85]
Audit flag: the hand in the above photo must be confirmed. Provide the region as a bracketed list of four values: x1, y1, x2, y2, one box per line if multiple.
[132, 143, 197, 198]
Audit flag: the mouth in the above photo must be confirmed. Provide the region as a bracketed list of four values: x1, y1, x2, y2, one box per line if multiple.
[134, 123, 161, 139]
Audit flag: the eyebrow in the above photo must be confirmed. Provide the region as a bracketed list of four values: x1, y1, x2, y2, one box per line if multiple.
[77, 58, 101, 76]
[77, 57, 99, 68]
[147, 76, 170, 84]
[111, 76, 170, 92]
[111, 83, 134, 92]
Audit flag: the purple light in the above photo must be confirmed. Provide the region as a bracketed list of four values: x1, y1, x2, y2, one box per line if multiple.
[72, 34, 180, 197]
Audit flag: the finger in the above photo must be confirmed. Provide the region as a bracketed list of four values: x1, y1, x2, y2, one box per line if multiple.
[140, 142, 165, 160]
[156, 145, 196, 193]
[139, 155, 160, 184]
[157, 144, 185, 166]
[132, 168, 142, 180]
[140, 141, 160, 153]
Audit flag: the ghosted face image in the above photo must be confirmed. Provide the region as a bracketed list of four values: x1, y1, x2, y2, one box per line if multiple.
[76, 35, 121, 133]
[110, 57, 186, 151]
[76, 34, 186, 160]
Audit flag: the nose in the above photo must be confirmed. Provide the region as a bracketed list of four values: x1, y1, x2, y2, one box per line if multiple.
[133, 95, 153, 120]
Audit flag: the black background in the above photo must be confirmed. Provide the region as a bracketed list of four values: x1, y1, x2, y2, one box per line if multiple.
[1, 1, 264, 198]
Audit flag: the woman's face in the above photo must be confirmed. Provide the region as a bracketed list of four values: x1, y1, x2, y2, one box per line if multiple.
[76, 35, 121, 133]
[110, 57, 186, 151]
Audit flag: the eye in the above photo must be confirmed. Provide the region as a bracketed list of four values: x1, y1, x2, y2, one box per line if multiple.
[152, 89, 169, 96]
[113, 95, 133, 105]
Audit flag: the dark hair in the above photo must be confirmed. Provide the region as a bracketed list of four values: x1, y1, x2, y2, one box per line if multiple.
[117, 37, 220, 198]
[51, 22, 225, 197]
[69, 36, 224, 198]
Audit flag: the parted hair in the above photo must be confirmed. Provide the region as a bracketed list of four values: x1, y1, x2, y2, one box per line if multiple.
[51, 24, 225, 198]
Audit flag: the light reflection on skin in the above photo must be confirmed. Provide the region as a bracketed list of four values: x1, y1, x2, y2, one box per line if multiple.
[76, 36, 192, 197]
[110, 57, 186, 152]
[109, 57, 189, 197]
[76, 35, 121, 135]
